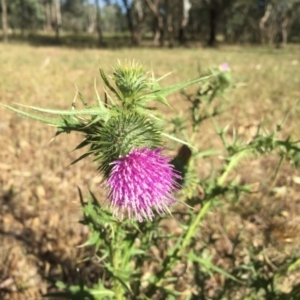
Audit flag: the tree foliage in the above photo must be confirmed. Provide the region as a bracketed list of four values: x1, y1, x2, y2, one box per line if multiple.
[0, 0, 299, 45]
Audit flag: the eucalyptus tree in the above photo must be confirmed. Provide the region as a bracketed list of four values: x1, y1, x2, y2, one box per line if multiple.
[7, 0, 44, 34]
[259, 0, 300, 45]
[223, 0, 300, 45]
[61, 0, 87, 32]
[54, 0, 61, 39]
[121, 0, 148, 45]
[1, 0, 8, 42]
[94, 0, 103, 44]
[145, 0, 192, 47]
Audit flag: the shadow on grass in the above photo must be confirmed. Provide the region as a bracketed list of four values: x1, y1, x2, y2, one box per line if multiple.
[5, 32, 155, 49]
[0, 188, 102, 299]
[3, 31, 300, 50]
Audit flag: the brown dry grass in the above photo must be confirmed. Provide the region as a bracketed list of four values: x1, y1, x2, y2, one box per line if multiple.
[1, 43, 300, 299]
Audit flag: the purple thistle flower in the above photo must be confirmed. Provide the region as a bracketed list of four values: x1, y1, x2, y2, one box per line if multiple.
[219, 62, 230, 71]
[106, 147, 181, 222]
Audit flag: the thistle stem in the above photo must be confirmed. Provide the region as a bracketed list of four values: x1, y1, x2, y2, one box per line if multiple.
[111, 223, 124, 300]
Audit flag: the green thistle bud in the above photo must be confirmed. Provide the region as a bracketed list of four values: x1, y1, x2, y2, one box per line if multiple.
[87, 112, 162, 178]
[112, 61, 149, 107]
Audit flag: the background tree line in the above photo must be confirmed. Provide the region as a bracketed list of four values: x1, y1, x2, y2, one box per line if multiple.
[1, 0, 300, 47]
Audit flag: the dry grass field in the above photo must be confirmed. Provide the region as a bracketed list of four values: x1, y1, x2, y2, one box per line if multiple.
[1, 42, 300, 299]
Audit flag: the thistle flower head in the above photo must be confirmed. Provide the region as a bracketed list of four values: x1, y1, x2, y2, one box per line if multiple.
[113, 61, 148, 102]
[90, 113, 162, 178]
[106, 147, 181, 222]
[219, 62, 230, 71]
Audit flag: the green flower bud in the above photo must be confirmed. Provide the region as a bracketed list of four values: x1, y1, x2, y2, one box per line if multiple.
[87, 112, 162, 178]
[112, 61, 149, 107]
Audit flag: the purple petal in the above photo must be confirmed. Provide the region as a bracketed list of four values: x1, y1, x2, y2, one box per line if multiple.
[106, 148, 181, 222]
[219, 62, 230, 71]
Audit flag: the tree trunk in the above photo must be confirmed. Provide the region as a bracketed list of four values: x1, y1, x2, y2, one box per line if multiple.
[132, 0, 144, 45]
[281, 14, 290, 46]
[154, 16, 164, 47]
[166, 0, 174, 48]
[54, 0, 62, 40]
[43, 1, 53, 33]
[179, 0, 191, 44]
[87, 5, 96, 33]
[122, 0, 144, 46]
[95, 0, 103, 45]
[146, 0, 164, 47]
[1, 0, 8, 43]
[122, 0, 133, 41]
[20, 0, 26, 36]
[208, 0, 218, 47]
[259, 4, 272, 44]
